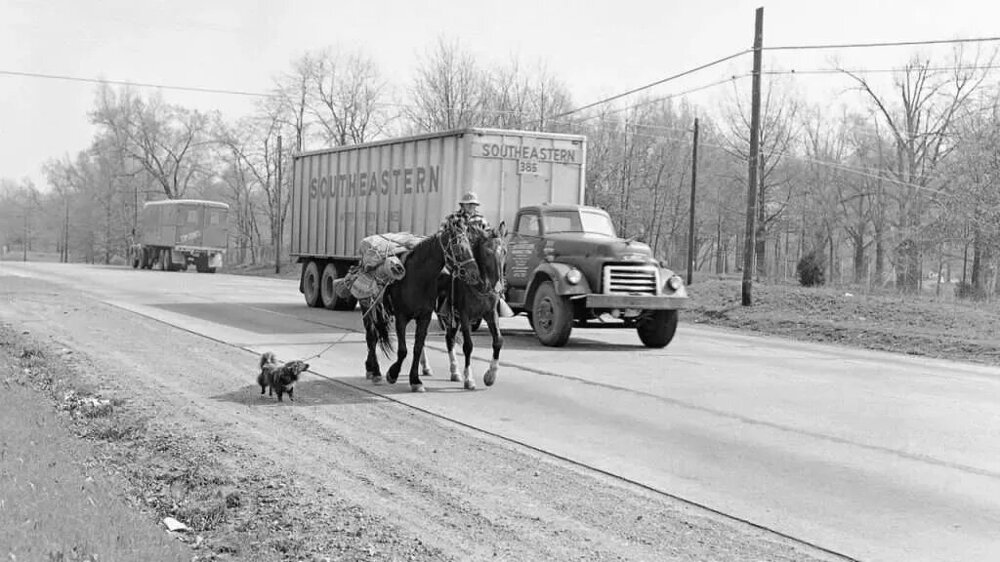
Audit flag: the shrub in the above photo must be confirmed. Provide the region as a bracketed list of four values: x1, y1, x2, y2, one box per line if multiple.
[796, 251, 825, 287]
[955, 281, 987, 300]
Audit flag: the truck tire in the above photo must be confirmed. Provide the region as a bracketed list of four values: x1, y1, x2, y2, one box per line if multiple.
[637, 310, 679, 348]
[321, 263, 357, 311]
[162, 249, 178, 272]
[302, 261, 323, 308]
[532, 280, 572, 347]
[195, 256, 216, 273]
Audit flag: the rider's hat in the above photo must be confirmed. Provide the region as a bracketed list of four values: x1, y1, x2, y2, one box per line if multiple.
[459, 192, 480, 206]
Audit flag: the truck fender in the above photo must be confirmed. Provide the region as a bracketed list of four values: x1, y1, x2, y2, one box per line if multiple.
[527, 262, 592, 304]
[658, 267, 689, 298]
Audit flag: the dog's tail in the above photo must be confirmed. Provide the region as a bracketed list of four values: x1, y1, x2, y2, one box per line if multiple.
[260, 351, 277, 369]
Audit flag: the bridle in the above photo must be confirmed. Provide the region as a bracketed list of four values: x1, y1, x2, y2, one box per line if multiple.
[439, 224, 478, 283]
[467, 231, 507, 301]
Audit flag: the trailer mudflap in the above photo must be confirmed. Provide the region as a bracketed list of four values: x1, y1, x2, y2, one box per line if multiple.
[585, 294, 686, 310]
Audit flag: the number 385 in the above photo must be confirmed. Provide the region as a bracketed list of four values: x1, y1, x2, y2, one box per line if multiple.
[518, 160, 538, 174]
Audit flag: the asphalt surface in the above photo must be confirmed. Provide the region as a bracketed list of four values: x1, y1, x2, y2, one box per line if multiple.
[3, 261, 999, 562]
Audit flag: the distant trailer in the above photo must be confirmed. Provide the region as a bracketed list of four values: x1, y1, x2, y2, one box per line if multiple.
[129, 199, 230, 273]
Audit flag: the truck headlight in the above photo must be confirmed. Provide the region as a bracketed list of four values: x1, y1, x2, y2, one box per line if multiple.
[666, 275, 683, 291]
[565, 268, 582, 285]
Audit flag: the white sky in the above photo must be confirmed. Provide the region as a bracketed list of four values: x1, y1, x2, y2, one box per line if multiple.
[2, 0, 999, 190]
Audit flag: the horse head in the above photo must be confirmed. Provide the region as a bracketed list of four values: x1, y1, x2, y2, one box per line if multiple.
[440, 221, 480, 285]
[471, 221, 507, 294]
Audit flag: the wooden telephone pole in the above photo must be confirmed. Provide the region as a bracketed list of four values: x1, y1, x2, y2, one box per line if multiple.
[275, 135, 283, 275]
[741, 7, 764, 306]
[687, 118, 699, 285]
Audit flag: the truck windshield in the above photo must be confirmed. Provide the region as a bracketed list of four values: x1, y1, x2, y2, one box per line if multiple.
[543, 210, 617, 236]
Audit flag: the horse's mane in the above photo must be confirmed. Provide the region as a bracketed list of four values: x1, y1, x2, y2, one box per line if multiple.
[405, 231, 440, 265]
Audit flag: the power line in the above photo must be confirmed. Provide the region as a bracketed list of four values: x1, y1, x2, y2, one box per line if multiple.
[563, 74, 750, 124]
[763, 64, 1000, 76]
[0, 70, 271, 98]
[765, 35, 1000, 52]
[549, 50, 751, 120]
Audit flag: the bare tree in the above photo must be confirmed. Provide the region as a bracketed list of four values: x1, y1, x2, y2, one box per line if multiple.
[720, 77, 801, 278]
[408, 37, 487, 131]
[90, 83, 214, 200]
[842, 50, 992, 292]
[304, 49, 390, 146]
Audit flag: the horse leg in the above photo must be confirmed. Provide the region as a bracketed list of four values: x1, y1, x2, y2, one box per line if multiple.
[446, 324, 461, 382]
[363, 315, 382, 384]
[419, 348, 434, 378]
[460, 317, 476, 390]
[483, 309, 503, 387]
[409, 313, 432, 392]
[386, 316, 407, 385]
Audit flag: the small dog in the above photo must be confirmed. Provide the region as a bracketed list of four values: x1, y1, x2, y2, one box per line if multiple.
[258, 352, 310, 402]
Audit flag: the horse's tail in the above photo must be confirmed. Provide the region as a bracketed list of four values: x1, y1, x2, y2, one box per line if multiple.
[363, 300, 395, 357]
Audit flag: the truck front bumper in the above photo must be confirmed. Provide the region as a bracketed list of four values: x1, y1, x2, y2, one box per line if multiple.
[583, 294, 687, 310]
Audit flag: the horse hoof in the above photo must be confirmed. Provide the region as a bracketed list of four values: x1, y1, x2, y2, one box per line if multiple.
[410, 384, 425, 393]
[484, 371, 497, 387]
[464, 380, 476, 391]
[365, 371, 373, 380]
[371, 375, 383, 385]
[449, 372, 461, 382]
[422, 368, 434, 378]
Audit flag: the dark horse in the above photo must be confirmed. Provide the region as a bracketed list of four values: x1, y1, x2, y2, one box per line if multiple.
[361, 223, 479, 392]
[436, 222, 508, 390]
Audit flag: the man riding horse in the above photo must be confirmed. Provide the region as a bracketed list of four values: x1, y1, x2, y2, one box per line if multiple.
[441, 192, 491, 232]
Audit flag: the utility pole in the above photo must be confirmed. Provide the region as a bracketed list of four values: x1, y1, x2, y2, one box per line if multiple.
[741, 6, 764, 306]
[63, 197, 69, 263]
[275, 135, 283, 275]
[687, 118, 700, 286]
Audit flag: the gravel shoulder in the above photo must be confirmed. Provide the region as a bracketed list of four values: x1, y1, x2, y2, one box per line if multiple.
[0, 274, 845, 561]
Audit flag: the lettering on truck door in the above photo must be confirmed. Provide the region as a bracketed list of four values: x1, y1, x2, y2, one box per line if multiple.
[507, 211, 543, 289]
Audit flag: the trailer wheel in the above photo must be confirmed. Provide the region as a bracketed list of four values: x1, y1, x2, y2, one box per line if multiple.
[131, 249, 140, 269]
[302, 261, 323, 308]
[531, 280, 573, 347]
[636, 310, 679, 348]
[321, 263, 357, 311]
[195, 256, 216, 273]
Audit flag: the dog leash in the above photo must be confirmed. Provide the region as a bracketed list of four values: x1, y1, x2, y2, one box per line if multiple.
[299, 330, 353, 362]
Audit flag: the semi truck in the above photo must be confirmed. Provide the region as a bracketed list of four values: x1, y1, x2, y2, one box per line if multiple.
[129, 199, 229, 273]
[290, 128, 687, 348]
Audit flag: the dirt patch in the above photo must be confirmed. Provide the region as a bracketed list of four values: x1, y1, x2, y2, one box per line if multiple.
[0, 276, 844, 561]
[684, 278, 1000, 366]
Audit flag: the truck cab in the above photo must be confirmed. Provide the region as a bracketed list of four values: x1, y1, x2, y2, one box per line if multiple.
[504, 204, 687, 348]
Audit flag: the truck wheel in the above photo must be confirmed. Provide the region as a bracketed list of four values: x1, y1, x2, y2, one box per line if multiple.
[532, 280, 572, 347]
[302, 261, 323, 308]
[637, 310, 679, 348]
[321, 263, 357, 311]
[195, 256, 215, 273]
[162, 249, 176, 272]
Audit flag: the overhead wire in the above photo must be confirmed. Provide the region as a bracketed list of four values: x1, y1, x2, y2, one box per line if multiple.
[0, 69, 271, 98]
[547, 50, 751, 120]
[765, 35, 1000, 51]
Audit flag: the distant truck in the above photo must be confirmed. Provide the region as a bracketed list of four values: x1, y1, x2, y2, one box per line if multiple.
[129, 199, 229, 273]
[290, 128, 687, 348]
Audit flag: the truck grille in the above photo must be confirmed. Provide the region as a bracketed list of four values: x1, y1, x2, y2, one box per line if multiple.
[602, 265, 659, 295]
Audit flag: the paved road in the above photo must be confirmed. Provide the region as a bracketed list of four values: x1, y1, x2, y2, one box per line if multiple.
[4, 261, 1000, 562]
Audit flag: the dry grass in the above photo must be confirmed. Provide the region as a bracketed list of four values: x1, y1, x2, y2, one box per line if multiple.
[684, 276, 1000, 366]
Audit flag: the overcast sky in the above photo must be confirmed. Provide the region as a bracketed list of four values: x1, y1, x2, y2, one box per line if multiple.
[2, 0, 999, 189]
